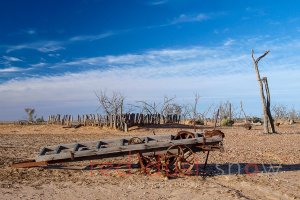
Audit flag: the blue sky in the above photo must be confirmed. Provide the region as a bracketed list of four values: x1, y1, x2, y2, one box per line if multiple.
[1, 0, 300, 120]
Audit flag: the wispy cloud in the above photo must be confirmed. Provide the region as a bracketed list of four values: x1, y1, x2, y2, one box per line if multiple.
[23, 28, 37, 35]
[2, 56, 23, 62]
[48, 53, 60, 57]
[147, 0, 169, 6]
[223, 39, 235, 46]
[214, 28, 229, 34]
[245, 7, 267, 17]
[49, 44, 250, 80]
[171, 13, 209, 24]
[31, 62, 47, 68]
[69, 32, 115, 42]
[0, 67, 27, 73]
[5, 30, 117, 53]
[6, 41, 65, 53]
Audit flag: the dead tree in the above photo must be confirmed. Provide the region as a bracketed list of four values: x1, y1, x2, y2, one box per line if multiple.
[136, 101, 158, 115]
[180, 94, 202, 127]
[161, 96, 177, 123]
[239, 101, 248, 123]
[272, 104, 288, 120]
[95, 91, 125, 129]
[24, 108, 35, 122]
[219, 101, 233, 121]
[137, 96, 182, 124]
[198, 104, 214, 125]
[251, 49, 276, 133]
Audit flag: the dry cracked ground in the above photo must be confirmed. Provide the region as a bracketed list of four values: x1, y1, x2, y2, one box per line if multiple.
[0, 123, 299, 200]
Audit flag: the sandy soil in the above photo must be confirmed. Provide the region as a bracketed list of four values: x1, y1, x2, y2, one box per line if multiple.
[0, 124, 299, 200]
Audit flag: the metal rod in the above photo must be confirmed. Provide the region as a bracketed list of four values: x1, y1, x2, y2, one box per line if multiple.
[203, 151, 210, 170]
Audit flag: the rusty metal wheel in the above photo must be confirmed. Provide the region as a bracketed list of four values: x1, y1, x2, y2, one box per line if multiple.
[177, 145, 195, 174]
[138, 153, 161, 175]
[142, 154, 161, 174]
[129, 137, 160, 174]
[174, 130, 195, 140]
[163, 145, 183, 174]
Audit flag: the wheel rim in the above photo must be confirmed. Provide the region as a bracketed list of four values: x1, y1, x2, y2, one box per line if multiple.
[174, 130, 195, 140]
[164, 145, 183, 174]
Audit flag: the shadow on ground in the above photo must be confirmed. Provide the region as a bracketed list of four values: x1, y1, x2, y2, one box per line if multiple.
[44, 162, 300, 177]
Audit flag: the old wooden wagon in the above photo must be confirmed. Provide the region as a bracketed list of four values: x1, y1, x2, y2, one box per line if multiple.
[12, 130, 224, 175]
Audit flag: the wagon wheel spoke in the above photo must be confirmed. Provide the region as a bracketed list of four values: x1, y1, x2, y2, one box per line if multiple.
[145, 160, 160, 174]
[183, 151, 193, 160]
[139, 154, 161, 175]
[177, 145, 195, 175]
[186, 134, 194, 139]
[166, 146, 182, 157]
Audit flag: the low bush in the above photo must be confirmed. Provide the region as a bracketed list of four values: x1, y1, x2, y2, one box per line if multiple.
[221, 118, 234, 126]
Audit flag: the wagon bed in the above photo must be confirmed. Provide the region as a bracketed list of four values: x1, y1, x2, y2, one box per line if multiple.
[12, 130, 224, 175]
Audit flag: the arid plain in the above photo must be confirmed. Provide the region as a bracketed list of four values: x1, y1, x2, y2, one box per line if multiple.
[0, 124, 299, 200]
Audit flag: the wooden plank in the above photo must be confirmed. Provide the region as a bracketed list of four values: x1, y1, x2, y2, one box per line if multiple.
[40, 134, 174, 151]
[11, 160, 49, 168]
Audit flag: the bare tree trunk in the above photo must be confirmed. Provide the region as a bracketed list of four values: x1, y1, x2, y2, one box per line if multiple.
[214, 109, 219, 130]
[251, 49, 275, 134]
[262, 77, 276, 133]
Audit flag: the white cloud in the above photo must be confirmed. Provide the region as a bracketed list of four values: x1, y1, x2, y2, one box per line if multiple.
[57, 46, 227, 71]
[214, 28, 229, 35]
[48, 53, 60, 57]
[0, 67, 26, 73]
[31, 62, 47, 68]
[5, 31, 116, 53]
[24, 29, 37, 35]
[5, 44, 28, 53]
[172, 13, 209, 24]
[3, 56, 23, 62]
[37, 45, 65, 53]
[6, 41, 65, 53]
[223, 39, 235, 46]
[147, 0, 168, 5]
[69, 32, 115, 42]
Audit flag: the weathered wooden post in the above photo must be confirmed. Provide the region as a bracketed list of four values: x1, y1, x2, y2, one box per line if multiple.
[214, 109, 219, 129]
[251, 49, 276, 133]
[229, 103, 232, 120]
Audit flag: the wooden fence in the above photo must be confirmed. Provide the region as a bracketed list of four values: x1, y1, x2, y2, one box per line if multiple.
[48, 113, 180, 131]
